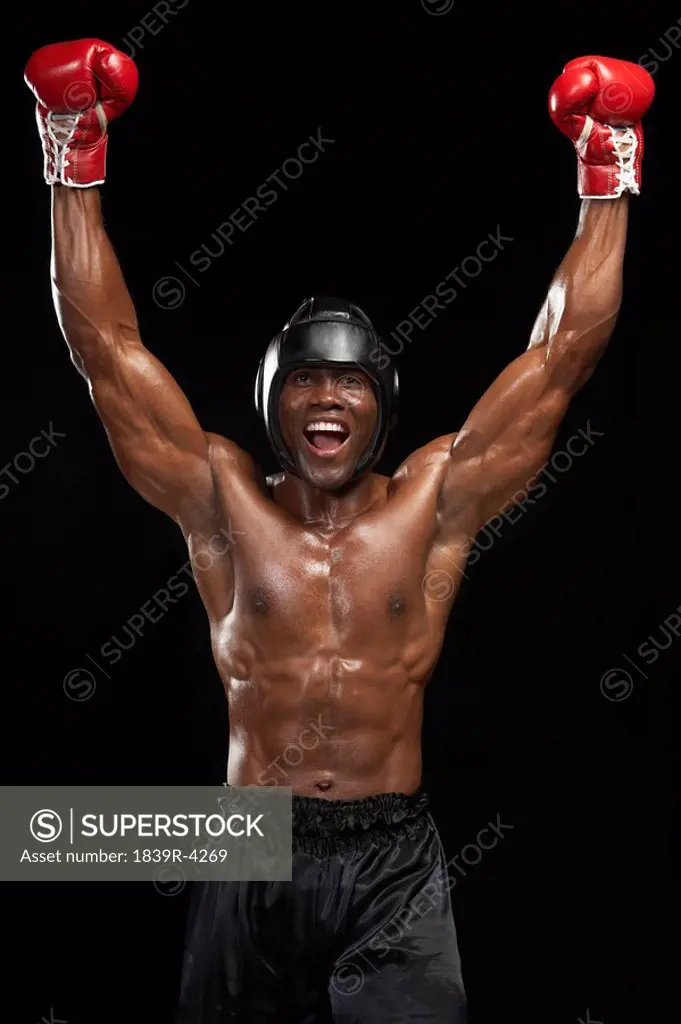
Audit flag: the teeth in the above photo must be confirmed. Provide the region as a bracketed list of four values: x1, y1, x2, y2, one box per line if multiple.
[306, 422, 348, 433]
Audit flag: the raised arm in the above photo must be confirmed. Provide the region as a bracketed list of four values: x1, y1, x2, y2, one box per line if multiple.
[441, 196, 627, 533]
[26, 39, 218, 527]
[438, 55, 654, 540]
[51, 185, 214, 524]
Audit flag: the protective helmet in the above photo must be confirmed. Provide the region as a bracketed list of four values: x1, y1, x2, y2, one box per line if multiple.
[254, 296, 399, 481]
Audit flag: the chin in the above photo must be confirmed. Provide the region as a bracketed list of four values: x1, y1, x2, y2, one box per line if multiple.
[296, 457, 356, 490]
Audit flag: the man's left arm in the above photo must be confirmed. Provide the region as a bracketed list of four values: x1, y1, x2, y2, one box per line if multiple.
[441, 195, 626, 533]
[438, 55, 654, 538]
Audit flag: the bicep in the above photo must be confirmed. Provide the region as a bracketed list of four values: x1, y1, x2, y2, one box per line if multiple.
[86, 338, 214, 520]
[441, 347, 570, 531]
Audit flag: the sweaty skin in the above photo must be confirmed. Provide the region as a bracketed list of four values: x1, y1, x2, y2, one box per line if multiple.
[50, 187, 628, 798]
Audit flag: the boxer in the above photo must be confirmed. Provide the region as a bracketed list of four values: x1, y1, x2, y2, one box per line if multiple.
[25, 40, 654, 1023]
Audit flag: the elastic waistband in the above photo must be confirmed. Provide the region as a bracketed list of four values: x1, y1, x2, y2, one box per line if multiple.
[292, 789, 430, 854]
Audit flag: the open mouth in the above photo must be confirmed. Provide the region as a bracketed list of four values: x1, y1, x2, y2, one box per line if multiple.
[302, 420, 351, 457]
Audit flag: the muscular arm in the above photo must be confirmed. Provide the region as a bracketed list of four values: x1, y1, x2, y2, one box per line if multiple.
[439, 196, 628, 536]
[50, 186, 215, 525]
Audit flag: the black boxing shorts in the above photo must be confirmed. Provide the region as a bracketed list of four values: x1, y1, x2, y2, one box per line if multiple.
[175, 789, 467, 1022]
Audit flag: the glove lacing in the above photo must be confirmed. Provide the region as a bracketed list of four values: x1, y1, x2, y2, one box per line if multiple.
[610, 125, 639, 194]
[45, 111, 82, 176]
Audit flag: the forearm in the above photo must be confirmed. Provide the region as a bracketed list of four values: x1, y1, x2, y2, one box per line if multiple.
[50, 186, 139, 374]
[529, 196, 629, 381]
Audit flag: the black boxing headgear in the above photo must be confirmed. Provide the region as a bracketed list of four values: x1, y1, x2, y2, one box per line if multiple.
[254, 296, 399, 481]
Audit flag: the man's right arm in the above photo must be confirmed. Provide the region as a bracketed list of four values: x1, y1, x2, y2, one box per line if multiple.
[51, 185, 216, 525]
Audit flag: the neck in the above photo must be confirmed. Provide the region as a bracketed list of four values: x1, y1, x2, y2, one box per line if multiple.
[275, 471, 384, 527]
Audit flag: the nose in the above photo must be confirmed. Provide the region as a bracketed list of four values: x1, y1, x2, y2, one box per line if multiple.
[310, 372, 344, 408]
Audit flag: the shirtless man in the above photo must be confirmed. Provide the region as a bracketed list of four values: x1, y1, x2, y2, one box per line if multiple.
[25, 39, 654, 1024]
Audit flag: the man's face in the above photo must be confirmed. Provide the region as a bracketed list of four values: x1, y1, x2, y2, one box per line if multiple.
[278, 366, 378, 489]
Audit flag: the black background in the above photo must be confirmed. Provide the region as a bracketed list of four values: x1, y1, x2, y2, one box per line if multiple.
[6, 2, 681, 1022]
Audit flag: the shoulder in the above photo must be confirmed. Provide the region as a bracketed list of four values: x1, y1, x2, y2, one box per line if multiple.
[205, 432, 266, 486]
[386, 433, 458, 499]
[391, 433, 458, 483]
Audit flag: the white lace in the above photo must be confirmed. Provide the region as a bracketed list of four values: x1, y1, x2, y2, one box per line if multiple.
[46, 111, 81, 173]
[610, 125, 639, 194]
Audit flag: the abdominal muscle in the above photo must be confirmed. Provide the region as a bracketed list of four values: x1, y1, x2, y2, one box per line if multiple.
[223, 654, 426, 799]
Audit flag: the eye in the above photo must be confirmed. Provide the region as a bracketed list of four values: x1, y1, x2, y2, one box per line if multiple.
[339, 375, 362, 387]
[291, 370, 311, 384]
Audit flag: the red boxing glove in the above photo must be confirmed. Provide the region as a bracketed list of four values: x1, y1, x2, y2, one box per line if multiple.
[24, 38, 138, 187]
[549, 55, 655, 198]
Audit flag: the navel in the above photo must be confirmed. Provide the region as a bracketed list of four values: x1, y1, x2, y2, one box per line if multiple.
[389, 594, 407, 619]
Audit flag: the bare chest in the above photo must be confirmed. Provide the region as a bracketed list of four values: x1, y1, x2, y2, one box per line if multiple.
[232, 520, 431, 642]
